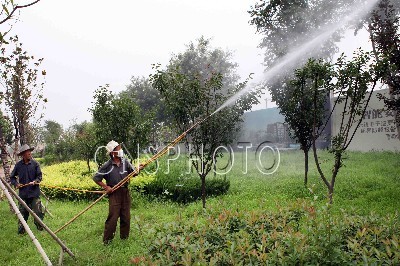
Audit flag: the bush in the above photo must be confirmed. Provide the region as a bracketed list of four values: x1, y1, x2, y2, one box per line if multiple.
[34, 157, 45, 165]
[143, 173, 230, 203]
[132, 202, 400, 265]
[41, 154, 59, 166]
[41, 160, 154, 201]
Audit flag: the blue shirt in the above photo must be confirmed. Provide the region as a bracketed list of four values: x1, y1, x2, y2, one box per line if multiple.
[10, 159, 42, 199]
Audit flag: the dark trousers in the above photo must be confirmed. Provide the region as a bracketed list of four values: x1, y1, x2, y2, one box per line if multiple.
[103, 187, 131, 243]
[18, 197, 44, 233]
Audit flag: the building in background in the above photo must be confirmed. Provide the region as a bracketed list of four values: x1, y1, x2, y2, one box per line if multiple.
[240, 88, 400, 152]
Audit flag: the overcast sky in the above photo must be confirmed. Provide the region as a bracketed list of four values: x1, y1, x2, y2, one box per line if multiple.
[5, 0, 370, 128]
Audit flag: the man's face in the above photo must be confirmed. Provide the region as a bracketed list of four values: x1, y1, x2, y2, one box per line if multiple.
[22, 150, 32, 161]
[111, 145, 121, 157]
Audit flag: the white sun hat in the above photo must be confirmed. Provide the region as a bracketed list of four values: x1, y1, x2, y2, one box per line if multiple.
[106, 140, 120, 153]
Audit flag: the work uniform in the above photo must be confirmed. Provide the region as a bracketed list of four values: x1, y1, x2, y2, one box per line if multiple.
[10, 159, 44, 233]
[93, 158, 135, 243]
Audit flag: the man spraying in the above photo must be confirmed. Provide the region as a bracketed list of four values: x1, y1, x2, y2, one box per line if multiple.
[93, 140, 142, 245]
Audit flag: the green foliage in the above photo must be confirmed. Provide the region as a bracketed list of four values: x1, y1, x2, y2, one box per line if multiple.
[89, 84, 154, 165]
[276, 59, 333, 185]
[0, 151, 399, 265]
[72, 121, 98, 171]
[144, 174, 230, 204]
[40, 160, 100, 201]
[40, 160, 155, 201]
[285, 59, 332, 147]
[151, 37, 260, 208]
[121, 76, 169, 124]
[312, 50, 382, 203]
[42, 120, 62, 154]
[137, 203, 400, 265]
[370, 0, 400, 134]
[248, 0, 349, 69]
[139, 157, 230, 203]
[0, 111, 13, 143]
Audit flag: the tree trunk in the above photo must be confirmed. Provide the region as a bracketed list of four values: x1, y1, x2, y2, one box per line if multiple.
[304, 149, 309, 187]
[0, 130, 11, 183]
[388, 85, 400, 141]
[13, 138, 19, 162]
[201, 174, 206, 209]
[328, 153, 342, 205]
[328, 185, 334, 205]
[86, 157, 91, 172]
[19, 122, 26, 145]
[0, 125, 14, 212]
[396, 111, 400, 141]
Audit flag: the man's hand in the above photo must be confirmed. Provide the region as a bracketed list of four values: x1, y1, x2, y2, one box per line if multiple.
[104, 186, 113, 194]
[28, 181, 36, 186]
[138, 164, 144, 171]
[15, 183, 22, 189]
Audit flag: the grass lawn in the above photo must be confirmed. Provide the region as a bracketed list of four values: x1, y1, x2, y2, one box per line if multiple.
[0, 150, 399, 265]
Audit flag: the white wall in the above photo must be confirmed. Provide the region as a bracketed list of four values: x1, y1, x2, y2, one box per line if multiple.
[332, 89, 400, 152]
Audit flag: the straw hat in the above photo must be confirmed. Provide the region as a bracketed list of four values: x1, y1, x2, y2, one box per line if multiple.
[18, 144, 34, 156]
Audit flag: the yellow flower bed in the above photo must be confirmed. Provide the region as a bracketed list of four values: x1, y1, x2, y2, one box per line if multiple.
[40, 160, 154, 200]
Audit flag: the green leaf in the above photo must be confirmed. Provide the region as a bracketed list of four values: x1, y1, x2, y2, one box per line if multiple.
[2, 4, 9, 16]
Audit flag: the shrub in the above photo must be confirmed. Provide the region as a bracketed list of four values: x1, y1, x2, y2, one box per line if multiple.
[141, 158, 230, 203]
[34, 157, 45, 165]
[132, 202, 400, 265]
[41, 160, 154, 201]
[143, 173, 230, 204]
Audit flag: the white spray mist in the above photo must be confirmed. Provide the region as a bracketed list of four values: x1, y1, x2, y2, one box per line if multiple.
[211, 0, 380, 116]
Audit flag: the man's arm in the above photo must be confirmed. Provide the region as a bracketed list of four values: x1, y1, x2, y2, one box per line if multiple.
[93, 165, 112, 194]
[94, 180, 112, 194]
[126, 160, 143, 176]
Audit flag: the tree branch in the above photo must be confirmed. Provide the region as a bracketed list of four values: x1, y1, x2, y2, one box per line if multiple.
[0, 0, 41, 25]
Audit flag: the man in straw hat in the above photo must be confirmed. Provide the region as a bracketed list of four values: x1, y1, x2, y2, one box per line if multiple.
[10, 144, 44, 234]
[93, 140, 143, 245]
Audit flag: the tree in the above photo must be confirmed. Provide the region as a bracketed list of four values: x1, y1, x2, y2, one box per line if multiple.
[248, 0, 351, 184]
[0, 0, 41, 43]
[250, 0, 400, 142]
[0, 35, 47, 148]
[0, 0, 42, 208]
[151, 37, 260, 208]
[312, 51, 382, 204]
[48, 124, 77, 163]
[89, 84, 154, 165]
[0, 112, 13, 144]
[73, 121, 98, 172]
[0, 111, 13, 190]
[120, 76, 172, 148]
[279, 59, 332, 186]
[42, 120, 63, 154]
[368, 0, 400, 140]
[121, 76, 168, 124]
[248, 0, 351, 69]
